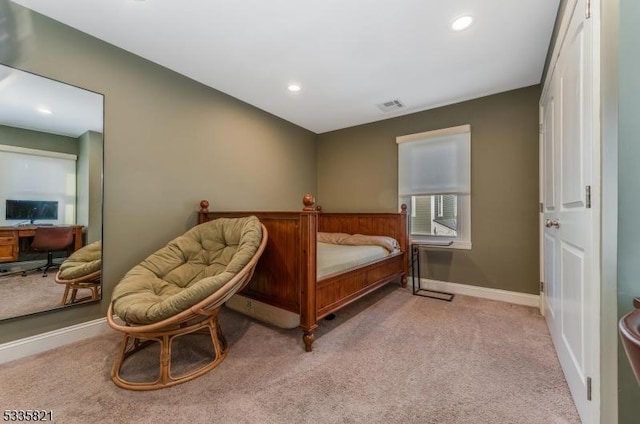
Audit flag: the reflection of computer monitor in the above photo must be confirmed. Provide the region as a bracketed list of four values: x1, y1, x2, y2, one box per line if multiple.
[5, 200, 58, 223]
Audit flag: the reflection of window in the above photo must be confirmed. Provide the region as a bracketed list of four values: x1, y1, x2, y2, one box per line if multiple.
[397, 125, 471, 249]
[0, 144, 77, 226]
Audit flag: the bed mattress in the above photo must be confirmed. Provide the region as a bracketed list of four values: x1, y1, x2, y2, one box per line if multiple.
[316, 242, 391, 280]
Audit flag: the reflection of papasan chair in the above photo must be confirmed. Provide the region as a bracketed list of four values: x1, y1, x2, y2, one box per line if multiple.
[107, 216, 267, 391]
[55, 240, 102, 306]
[619, 298, 640, 386]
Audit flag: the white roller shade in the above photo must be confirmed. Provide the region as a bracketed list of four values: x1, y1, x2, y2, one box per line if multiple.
[397, 125, 470, 196]
[0, 144, 77, 226]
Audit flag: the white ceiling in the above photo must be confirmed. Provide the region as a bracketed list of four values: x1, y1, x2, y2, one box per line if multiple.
[0, 64, 104, 137]
[11, 0, 559, 134]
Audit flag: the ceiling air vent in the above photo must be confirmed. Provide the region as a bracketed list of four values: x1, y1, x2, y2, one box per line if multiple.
[376, 99, 405, 113]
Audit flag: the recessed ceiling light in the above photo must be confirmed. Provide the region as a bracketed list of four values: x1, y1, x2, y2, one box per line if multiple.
[287, 84, 301, 92]
[36, 107, 52, 115]
[451, 15, 473, 31]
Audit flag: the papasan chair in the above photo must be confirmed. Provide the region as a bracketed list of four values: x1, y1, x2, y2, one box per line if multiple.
[107, 216, 267, 391]
[55, 240, 102, 306]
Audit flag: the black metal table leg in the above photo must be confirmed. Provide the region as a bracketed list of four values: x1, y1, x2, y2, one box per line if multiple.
[410, 242, 455, 301]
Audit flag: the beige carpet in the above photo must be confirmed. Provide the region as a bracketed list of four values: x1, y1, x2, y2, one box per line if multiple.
[0, 268, 65, 320]
[0, 285, 581, 424]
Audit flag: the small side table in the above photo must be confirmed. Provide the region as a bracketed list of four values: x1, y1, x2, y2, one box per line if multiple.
[410, 241, 455, 301]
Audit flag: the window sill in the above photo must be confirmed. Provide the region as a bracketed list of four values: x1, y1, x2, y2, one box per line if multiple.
[409, 239, 472, 250]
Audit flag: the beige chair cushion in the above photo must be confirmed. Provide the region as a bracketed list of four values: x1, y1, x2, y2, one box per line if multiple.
[57, 240, 102, 280]
[111, 216, 262, 325]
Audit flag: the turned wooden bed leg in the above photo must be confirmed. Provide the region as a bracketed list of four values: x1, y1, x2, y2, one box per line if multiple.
[300, 195, 318, 353]
[303, 329, 315, 352]
[400, 275, 408, 289]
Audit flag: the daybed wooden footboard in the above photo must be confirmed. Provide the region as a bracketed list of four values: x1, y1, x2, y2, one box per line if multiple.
[197, 195, 408, 351]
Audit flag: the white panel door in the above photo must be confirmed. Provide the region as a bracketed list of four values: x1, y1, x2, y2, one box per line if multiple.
[541, 0, 597, 422]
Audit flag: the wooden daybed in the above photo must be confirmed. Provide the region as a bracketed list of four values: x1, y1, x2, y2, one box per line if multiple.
[197, 194, 408, 351]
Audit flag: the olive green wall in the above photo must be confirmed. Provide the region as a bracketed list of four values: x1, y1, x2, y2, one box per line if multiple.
[317, 86, 541, 295]
[617, 0, 640, 422]
[0, 7, 316, 343]
[0, 124, 78, 154]
[77, 130, 103, 244]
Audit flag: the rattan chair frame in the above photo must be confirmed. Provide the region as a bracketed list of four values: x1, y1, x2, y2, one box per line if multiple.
[107, 224, 267, 391]
[55, 270, 101, 305]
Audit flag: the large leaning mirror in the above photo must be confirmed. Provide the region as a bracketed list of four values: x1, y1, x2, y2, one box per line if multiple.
[0, 63, 103, 320]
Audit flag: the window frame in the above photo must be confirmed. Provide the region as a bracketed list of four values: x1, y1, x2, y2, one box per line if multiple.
[397, 125, 472, 250]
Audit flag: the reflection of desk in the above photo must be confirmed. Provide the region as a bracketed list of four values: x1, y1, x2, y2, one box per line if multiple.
[0, 225, 84, 263]
[410, 240, 455, 301]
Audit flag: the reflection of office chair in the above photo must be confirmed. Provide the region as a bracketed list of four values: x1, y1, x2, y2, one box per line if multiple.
[28, 227, 75, 277]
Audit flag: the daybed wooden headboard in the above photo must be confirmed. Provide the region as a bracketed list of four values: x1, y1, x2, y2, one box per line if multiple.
[197, 194, 408, 311]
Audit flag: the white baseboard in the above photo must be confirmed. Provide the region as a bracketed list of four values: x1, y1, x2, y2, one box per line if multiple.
[0, 317, 111, 365]
[417, 278, 541, 309]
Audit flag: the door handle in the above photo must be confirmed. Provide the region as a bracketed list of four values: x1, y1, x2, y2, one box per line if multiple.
[545, 219, 560, 228]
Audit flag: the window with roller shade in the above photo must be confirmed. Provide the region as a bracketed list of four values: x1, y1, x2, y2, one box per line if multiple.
[397, 124, 471, 249]
[0, 144, 77, 227]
